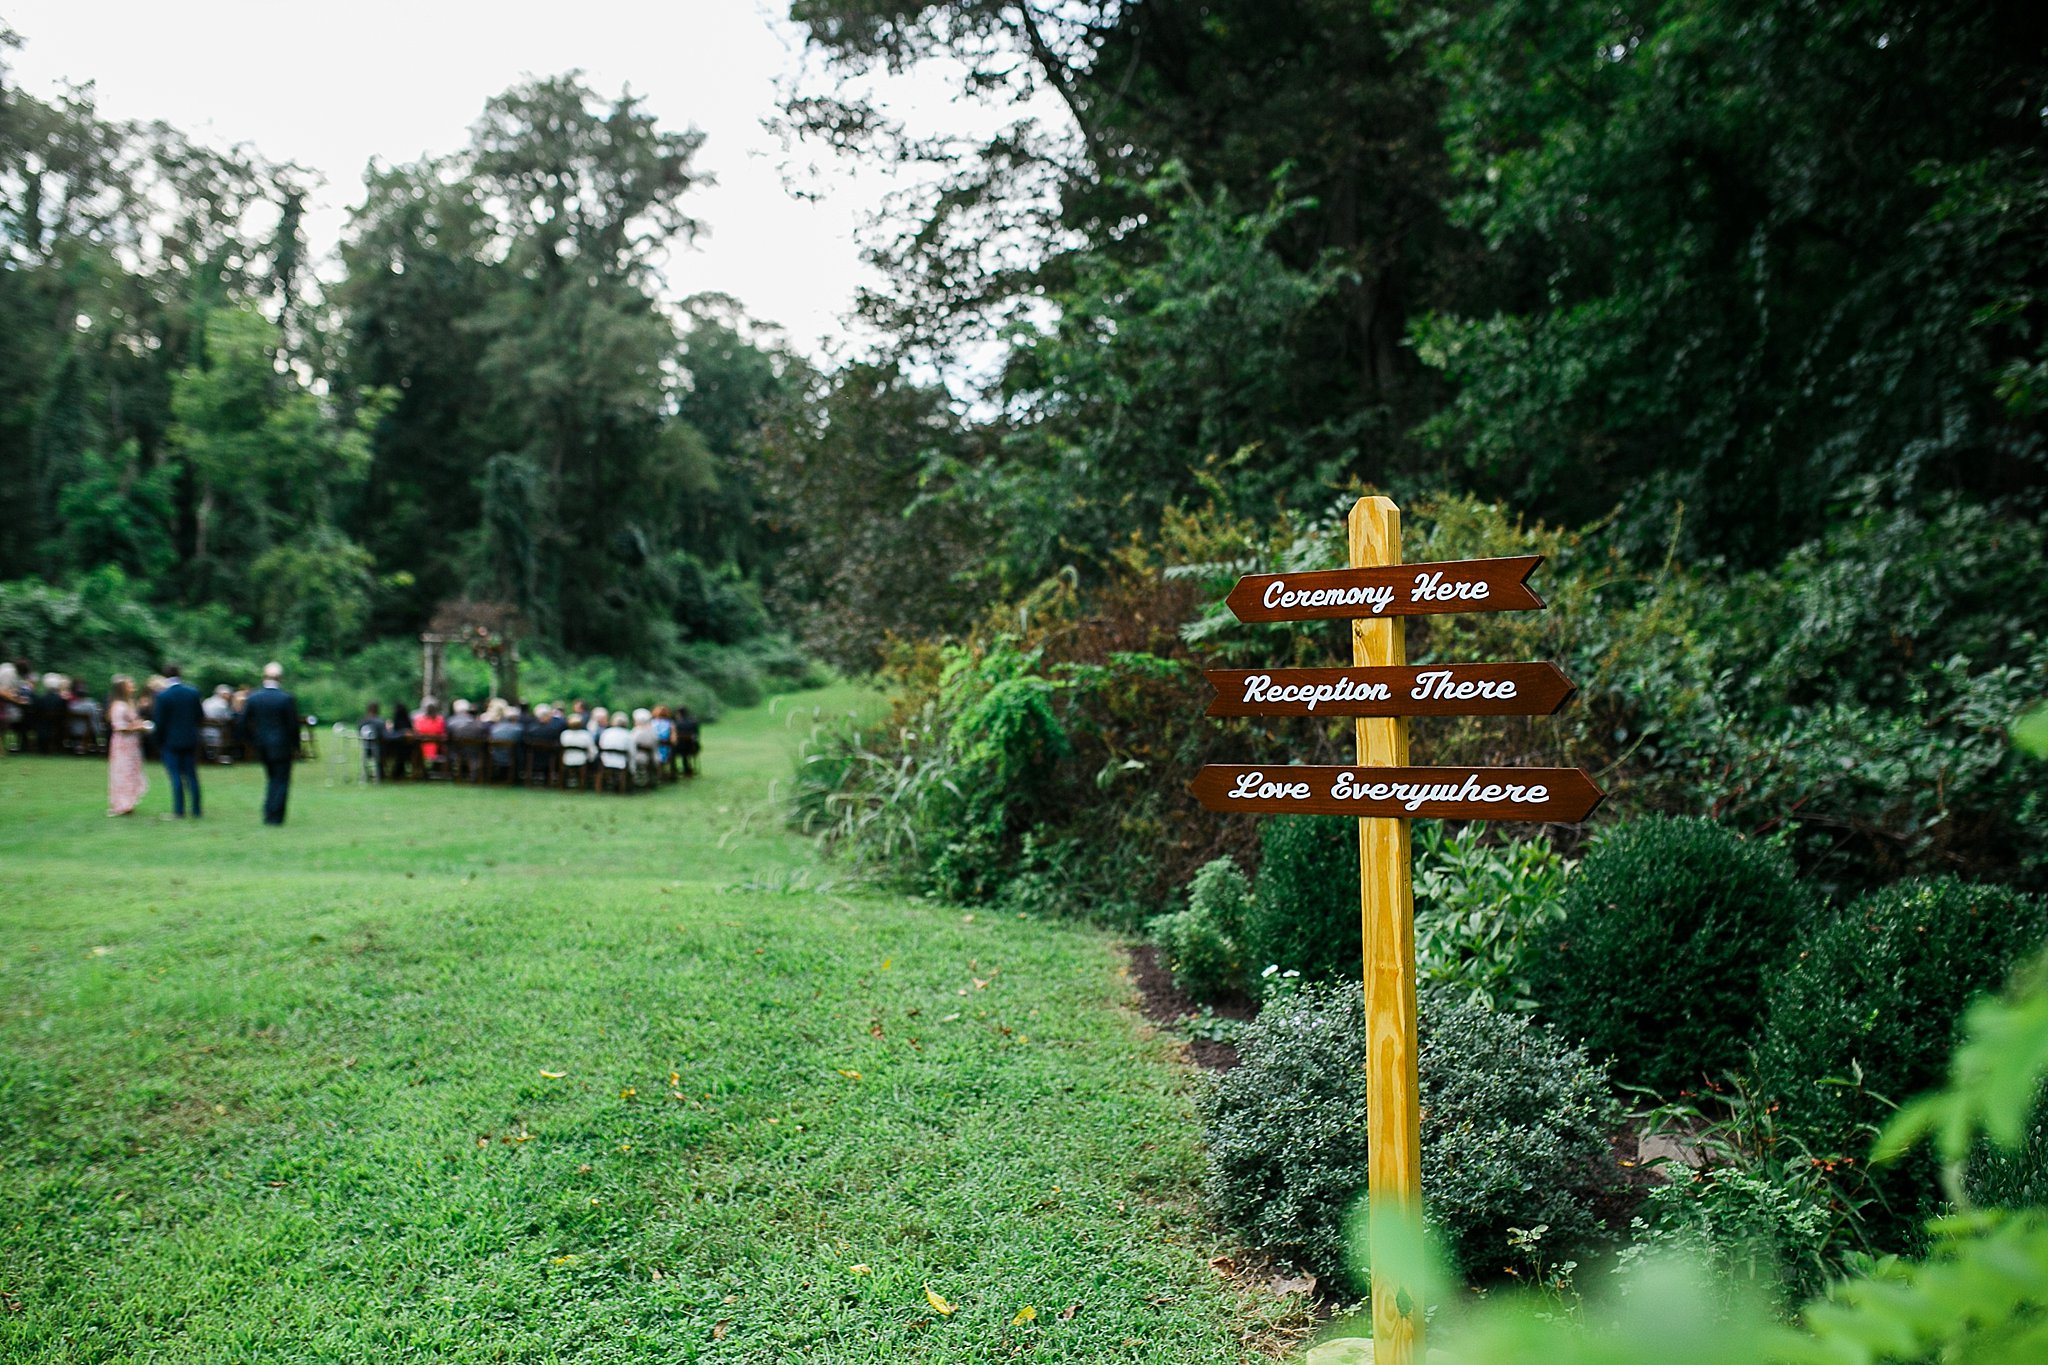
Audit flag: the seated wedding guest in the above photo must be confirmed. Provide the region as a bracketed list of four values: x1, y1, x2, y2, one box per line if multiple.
[530, 702, 569, 783]
[413, 700, 446, 764]
[559, 716, 594, 779]
[384, 702, 416, 779]
[68, 678, 105, 752]
[357, 701, 390, 780]
[33, 674, 67, 753]
[446, 698, 484, 740]
[138, 675, 167, 760]
[488, 703, 524, 779]
[596, 713, 635, 786]
[203, 685, 233, 722]
[650, 705, 674, 766]
[229, 687, 251, 750]
[630, 707, 659, 779]
[0, 661, 26, 754]
[446, 699, 485, 779]
[674, 705, 702, 777]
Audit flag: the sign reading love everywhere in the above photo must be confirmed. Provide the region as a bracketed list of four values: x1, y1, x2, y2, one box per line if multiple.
[1188, 498, 1604, 1365]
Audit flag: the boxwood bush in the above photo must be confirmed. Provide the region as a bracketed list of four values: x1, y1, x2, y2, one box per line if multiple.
[1756, 877, 2048, 1246]
[1525, 816, 1811, 1097]
[1202, 981, 1619, 1287]
[1150, 857, 1254, 1001]
[1244, 815, 1361, 984]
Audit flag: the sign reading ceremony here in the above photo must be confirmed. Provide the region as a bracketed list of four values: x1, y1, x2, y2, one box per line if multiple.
[1224, 555, 1544, 623]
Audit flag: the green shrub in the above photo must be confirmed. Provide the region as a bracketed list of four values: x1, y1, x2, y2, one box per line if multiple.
[1245, 815, 1361, 985]
[1412, 821, 1572, 1010]
[1151, 857, 1254, 1001]
[1202, 981, 1619, 1288]
[1621, 1169, 1836, 1311]
[1756, 876, 2048, 1247]
[1526, 817, 1811, 1097]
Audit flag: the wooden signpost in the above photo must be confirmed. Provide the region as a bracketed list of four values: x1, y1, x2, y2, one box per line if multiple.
[1190, 497, 1603, 1365]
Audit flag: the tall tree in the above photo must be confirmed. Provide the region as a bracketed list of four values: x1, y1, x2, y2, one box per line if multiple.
[1414, 0, 2048, 560]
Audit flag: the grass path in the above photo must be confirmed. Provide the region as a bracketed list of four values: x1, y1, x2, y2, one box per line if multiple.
[0, 687, 1274, 1362]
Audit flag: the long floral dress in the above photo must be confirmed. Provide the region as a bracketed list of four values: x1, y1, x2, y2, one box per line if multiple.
[108, 699, 147, 815]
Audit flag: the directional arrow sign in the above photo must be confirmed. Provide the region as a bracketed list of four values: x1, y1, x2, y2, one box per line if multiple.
[1226, 555, 1543, 623]
[1190, 765, 1605, 822]
[1204, 662, 1577, 718]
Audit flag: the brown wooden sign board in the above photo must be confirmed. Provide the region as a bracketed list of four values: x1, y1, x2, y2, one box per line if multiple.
[1226, 555, 1543, 623]
[1204, 662, 1576, 718]
[1190, 764, 1604, 823]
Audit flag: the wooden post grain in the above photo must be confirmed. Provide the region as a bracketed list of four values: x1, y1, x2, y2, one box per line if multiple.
[1348, 496, 1423, 1363]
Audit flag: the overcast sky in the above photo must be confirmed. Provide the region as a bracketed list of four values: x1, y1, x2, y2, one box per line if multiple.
[3, 1, 1037, 360]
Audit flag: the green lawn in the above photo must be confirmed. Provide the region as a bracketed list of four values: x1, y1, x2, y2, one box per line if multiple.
[0, 687, 1279, 1362]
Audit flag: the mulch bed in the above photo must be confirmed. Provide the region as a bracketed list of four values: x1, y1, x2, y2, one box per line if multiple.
[1125, 942, 1258, 1071]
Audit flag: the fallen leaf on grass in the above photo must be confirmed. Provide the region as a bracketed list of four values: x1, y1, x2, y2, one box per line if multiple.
[539, 1070, 566, 1079]
[669, 1071, 680, 1087]
[551, 1255, 578, 1265]
[837, 1069, 861, 1080]
[849, 1264, 873, 1276]
[1208, 1256, 1236, 1275]
[1011, 1306, 1037, 1325]
[1058, 1303, 1082, 1320]
[620, 1087, 637, 1099]
[924, 1286, 958, 1316]
[1268, 1273, 1317, 1296]
[712, 1320, 730, 1341]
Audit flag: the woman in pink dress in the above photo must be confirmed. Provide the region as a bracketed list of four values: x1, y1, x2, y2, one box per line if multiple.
[107, 675, 149, 816]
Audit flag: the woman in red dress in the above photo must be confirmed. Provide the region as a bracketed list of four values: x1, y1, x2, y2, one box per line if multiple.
[106, 675, 149, 815]
[413, 699, 447, 763]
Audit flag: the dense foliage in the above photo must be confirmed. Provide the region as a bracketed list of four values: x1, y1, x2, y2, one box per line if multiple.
[1527, 817, 1812, 1097]
[1, 44, 801, 689]
[1203, 982, 1618, 1289]
[1756, 877, 2048, 1246]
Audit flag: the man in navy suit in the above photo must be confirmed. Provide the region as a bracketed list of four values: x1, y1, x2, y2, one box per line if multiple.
[242, 662, 300, 826]
[154, 664, 205, 818]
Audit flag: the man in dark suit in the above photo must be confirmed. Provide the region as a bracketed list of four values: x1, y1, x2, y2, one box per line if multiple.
[154, 664, 205, 818]
[521, 702, 568, 785]
[242, 662, 300, 826]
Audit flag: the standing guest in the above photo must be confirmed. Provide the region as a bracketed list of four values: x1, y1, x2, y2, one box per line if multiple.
[153, 665, 205, 818]
[243, 663, 299, 826]
[105, 676, 149, 816]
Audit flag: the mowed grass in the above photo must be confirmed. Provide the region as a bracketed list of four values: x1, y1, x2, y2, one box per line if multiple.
[0, 687, 1269, 1363]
